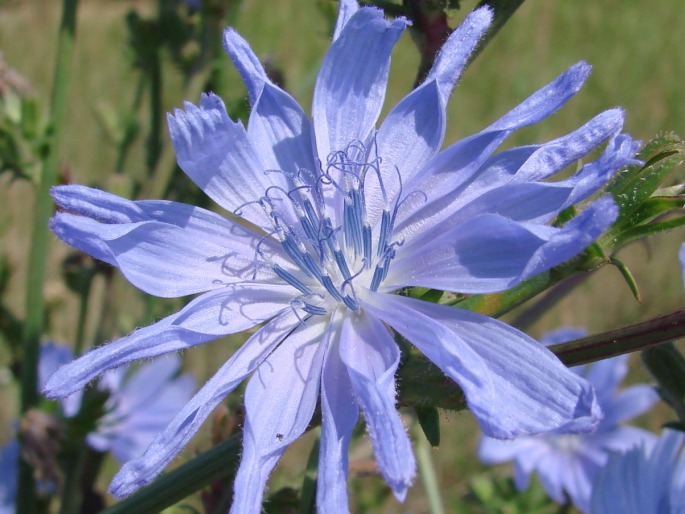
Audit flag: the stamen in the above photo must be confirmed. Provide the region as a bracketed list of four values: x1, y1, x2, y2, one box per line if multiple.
[251, 140, 402, 312]
[264, 168, 296, 179]
[288, 299, 309, 326]
[333, 249, 352, 280]
[302, 303, 327, 316]
[272, 264, 312, 295]
[233, 198, 264, 217]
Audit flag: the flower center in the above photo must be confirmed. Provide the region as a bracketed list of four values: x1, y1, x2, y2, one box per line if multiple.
[243, 141, 404, 316]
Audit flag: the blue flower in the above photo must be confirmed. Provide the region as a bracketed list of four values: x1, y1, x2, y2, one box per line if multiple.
[479, 328, 658, 513]
[45, 1, 639, 511]
[40, 342, 195, 464]
[39, 342, 83, 417]
[590, 429, 685, 514]
[0, 440, 18, 514]
[86, 355, 195, 464]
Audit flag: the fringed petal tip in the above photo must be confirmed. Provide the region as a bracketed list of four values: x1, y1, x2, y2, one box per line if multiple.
[42, 363, 85, 401]
[109, 460, 152, 499]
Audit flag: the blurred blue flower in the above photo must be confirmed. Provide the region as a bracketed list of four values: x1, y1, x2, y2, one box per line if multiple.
[590, 429, 685, 514]
[39, 342, 83, 417]
[479, 328, 658, 513]
[87, 355, 195, 464]
[0, 439, 18, 514]
[46, 0, 639, 510]
[41, 342, 194, 464]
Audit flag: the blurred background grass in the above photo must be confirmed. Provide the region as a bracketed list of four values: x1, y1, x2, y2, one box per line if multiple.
[0, 0, 683, 512]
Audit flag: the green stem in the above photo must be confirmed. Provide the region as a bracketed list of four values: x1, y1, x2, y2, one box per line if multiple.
[449, 241, 608, 318]
[18, 0, 79, 512]
[298, 429, 320, 514]
[58, 444, 87, 514]
[146, 51, 162, 176]
[101, 435, 242, 514]
[114, 74, 146, 174]
[550, 308, 685, 367]
[415, 424, 444, 514]
[642, 343, 685, 423]
[73, 278, 92, 356]
[511, 274, 588, 331]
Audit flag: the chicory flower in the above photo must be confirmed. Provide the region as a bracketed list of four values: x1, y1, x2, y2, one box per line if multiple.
[590, 429, 685, 514]
[0, 440, 18, 514]
[41, 342, 194, 464]
[87, 356, 195, 464]
[45, 1, 640, 511]
[479, 328, 658, 513]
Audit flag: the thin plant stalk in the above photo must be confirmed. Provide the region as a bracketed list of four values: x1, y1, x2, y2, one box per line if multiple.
[73, 276, 92, 357]
[415, 425, 445, 514]
[18, 0, 79, 512]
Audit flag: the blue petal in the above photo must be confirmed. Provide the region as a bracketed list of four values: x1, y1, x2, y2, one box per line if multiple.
[387, 197, 617, 294]
[51, 186, 291, 291]
[601, 385, 658, 428]
[222, 28, 269, 105]
[508, 109, 626, 183]
[88, 355, 195, 464]
[312, 7, 407, 162]
[333, 0, 360, 41]
[223, 29, 317, 191]
[39, 342, 81, 417]
[591, 430, 685, 514]
[363, 292, 601, 438]
[535, 451, 593, 509]
[372, 8, 492, 212]
[424, 7, 492, 100]
[396, 108, 633, 247]
[540, 328, 589, 347]
[478, 437, 531, 465]
[247, 81, 317, 182]
[51, 212, 283, 297]
[582, 354, 629, 402]
[593, 426, 657, 454]
[440, 117, 638, 227]
[395, 62, 592, 239]
[339, 310, 415, 500]
[168, 93, 272, 228]
[0, 439, 19, 510]
[317, 310, 358, 513]
[230, 317, 327, 514]
[680, 243, 685, 289]
[43, 284, 296, 399]
[109, 311, 301, 497]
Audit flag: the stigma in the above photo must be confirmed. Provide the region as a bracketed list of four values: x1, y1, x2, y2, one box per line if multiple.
[238, 140, 405, 316]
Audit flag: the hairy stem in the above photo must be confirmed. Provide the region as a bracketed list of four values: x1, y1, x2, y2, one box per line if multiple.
[18, 1, 79, 512]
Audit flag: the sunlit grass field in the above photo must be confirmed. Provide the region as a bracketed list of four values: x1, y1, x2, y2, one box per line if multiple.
[1, 0, 684, 512]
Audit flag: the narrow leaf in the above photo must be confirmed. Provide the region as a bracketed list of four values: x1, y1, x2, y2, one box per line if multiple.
[642, 343, 685, 424]
[609, 257, 641, 303]
[415, 406, 441, 447]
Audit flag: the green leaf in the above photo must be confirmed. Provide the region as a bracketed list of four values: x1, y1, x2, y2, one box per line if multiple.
[415, 406, 440, 447]
[642, 343, 685, 423]
[607, 133, 685, 229]
[662, 421, 685, 433]
[397, 350, 467, 411]
[620, 195, 685, 227]
[609, 257, 641, 302]
[298, 431, 320, 514]
[609, 216, 685, 248]
[607, 132, 683, 197]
